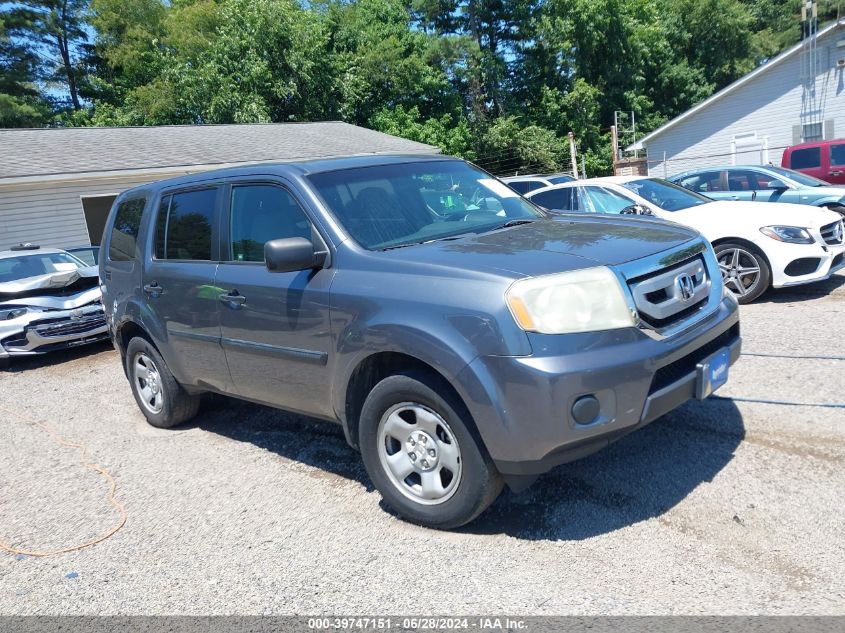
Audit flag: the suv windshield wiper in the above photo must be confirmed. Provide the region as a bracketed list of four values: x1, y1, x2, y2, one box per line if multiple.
[487, 219, 536, 231]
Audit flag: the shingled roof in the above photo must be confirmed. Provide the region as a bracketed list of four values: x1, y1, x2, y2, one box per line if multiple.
[0, 121, 439, 183]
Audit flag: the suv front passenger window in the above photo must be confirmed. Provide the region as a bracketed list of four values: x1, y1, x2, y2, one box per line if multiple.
[230, 185, 312, 262]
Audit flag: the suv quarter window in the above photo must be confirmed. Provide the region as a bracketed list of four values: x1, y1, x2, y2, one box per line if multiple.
[108, 197, 146, 262]
[154, 187, 218, 261]
[228, 184, 313, 262]
[830, 143, 845, 167]
[790, 147, 822, 169]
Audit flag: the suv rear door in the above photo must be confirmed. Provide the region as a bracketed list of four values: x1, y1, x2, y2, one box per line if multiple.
[143, 185, 232, 392]
[214, 179, 336, 418]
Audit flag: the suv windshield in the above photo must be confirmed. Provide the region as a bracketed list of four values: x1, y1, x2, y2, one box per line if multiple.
[766, 165, 829, 187]
[622, 178, 711, 212]
[0, 252, 85, 283]
[307, 160, 545, 250]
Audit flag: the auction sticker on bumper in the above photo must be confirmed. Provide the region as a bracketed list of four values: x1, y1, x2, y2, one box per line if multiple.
[696, 347, 730, 399]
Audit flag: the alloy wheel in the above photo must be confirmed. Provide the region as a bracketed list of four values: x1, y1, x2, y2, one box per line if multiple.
[717, 247, 761, 298]
[377, 403, 462, 505]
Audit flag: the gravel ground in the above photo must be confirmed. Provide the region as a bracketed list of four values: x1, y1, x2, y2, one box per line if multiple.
[0, 272, 843, 615]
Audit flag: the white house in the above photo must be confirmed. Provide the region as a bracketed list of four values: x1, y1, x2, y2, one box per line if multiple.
[0, 122, 438, 251]
[630, 19, 845, 177]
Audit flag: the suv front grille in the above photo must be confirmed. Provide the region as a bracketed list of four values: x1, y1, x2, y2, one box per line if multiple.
[628, 255, 712, 330]
[821, 220, 844, 245]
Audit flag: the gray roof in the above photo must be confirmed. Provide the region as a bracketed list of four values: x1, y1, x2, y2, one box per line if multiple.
[0, 122, 439, 181]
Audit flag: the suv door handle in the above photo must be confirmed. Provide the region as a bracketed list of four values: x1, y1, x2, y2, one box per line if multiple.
[143, 282, 163, 296]
[830, 170, 842, 176]
[219, 291, 247, 308]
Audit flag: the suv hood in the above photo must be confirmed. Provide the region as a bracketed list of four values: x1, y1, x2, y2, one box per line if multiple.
[381, 215, 700, 278]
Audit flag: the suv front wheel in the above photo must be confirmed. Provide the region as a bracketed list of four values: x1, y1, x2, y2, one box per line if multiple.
[125, 336, 200, 428]
[359, 371, 503, 529]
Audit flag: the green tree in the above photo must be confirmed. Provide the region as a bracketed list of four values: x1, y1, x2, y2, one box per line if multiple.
[6, 0, 90, 111]
[0, 13, 51, 126]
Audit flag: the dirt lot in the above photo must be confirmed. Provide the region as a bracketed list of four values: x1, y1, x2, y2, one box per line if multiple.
[1, 273, 844, 615]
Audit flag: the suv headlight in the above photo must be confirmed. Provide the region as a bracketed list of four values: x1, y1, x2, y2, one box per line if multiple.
[0, 306, 31, 320]
[505, 267, 636, 334]
[759, 225, 814, 244]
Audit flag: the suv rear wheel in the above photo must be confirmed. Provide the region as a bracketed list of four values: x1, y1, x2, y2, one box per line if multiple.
[359, 371, 503, 529]
[125, 336, 200, 428]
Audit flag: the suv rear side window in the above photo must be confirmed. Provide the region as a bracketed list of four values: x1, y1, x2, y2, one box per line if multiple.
[790, 147, 822, 169]
[154, 188, 216, 260]
[109, 197, 146, 262]
[831, 144, 845, 167]
[230, 185, 312, 262]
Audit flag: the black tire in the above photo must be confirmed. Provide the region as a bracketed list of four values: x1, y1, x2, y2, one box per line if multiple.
[359, 371, 503, 529]
[714, 241, 771, 304]
[124, 336, 200, 428]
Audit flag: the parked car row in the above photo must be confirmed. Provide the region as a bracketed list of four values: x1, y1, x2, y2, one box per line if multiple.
[524, 173, 845, 303]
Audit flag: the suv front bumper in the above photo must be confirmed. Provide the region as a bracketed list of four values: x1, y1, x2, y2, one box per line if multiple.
[458, 294, 740, 477]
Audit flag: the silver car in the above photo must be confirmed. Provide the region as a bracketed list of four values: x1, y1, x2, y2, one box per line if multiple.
[0, 246, 108, 367]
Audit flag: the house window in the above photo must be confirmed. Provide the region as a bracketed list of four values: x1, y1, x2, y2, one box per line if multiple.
[802, 123, 824, 143]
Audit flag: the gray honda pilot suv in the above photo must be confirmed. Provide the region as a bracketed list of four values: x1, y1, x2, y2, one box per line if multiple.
[101, 155, 740, 528]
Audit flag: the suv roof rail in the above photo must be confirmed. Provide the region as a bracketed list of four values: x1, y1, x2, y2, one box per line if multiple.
[10, 243, 40, 251]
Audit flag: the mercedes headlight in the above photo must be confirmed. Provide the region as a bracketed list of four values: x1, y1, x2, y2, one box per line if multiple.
[505, 267, 636, 334]
[759, 225, 814, 244]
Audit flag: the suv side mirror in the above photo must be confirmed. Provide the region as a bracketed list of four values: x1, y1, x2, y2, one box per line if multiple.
[620, 204, 653, 216]
[264, 237, 324, 273]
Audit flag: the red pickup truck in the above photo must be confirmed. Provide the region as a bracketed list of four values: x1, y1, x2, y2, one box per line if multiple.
[782, 139, 845, 184]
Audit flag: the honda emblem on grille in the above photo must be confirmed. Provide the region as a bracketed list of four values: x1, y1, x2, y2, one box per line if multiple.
[675, 273, 695, 302]
[69, 309, 83, 321]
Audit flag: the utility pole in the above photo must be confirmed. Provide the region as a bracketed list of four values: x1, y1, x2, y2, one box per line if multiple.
[568, 132, 579, 178]
[610, 125, 619, 175]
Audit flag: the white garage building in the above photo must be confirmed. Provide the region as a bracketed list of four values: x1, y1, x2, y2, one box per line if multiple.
[630, 19, 845, 177]
[0, 122, 438, 251]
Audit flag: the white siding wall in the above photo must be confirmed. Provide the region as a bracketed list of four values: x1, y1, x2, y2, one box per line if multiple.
[645, 33, 845, 177]
[0, 171, 193, 251]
